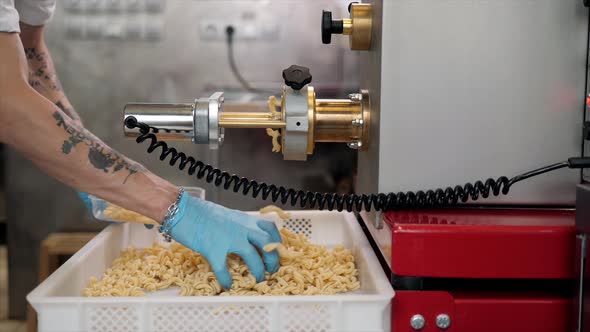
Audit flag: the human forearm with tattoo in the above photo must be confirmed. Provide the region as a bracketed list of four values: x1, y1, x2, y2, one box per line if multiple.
[19, 23, 82, 125]
[0, 30, 282, 289]
[0, 32, 177, 222]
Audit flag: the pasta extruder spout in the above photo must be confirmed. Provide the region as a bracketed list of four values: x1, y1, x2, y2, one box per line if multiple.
[123, 66, 371, 161]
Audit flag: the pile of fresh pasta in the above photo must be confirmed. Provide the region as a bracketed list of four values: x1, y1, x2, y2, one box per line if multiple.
[83, 210, 360, 297]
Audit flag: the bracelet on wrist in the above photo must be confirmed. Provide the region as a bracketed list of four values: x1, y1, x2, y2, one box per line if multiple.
[158, 187, 185, 242]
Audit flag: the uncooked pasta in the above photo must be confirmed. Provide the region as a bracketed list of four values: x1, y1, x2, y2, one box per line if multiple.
[266, 95, 282, 153]
[260, 204, 291, 219]
[102, 204, 158, 226]
[83, 214, 360, 297]
[266, 128, 282, 153]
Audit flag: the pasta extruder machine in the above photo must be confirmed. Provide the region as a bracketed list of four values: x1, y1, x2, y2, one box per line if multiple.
[121, 1, 590, 331]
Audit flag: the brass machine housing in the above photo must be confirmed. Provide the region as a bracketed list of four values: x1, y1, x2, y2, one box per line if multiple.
[221, 88, 371, 157]
[322, 3, 373, 51]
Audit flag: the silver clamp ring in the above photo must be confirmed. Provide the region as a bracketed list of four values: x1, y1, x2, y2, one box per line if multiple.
[192, 92, 224, 149]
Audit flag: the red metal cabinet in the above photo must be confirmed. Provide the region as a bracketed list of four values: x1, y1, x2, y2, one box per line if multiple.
[393, 291, 572, 332]
[385, 209, 576, 279]
[375, 209, 577, 332]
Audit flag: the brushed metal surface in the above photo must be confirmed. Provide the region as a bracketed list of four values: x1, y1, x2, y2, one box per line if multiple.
[123, 103, 195, 140]
[283, 88, 310, 161]
[357, 0, 383, 227]
[359, 0, 587, 214]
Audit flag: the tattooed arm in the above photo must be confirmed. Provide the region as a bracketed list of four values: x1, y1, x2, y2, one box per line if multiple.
[0, 32, 177, 222]
[18, 23, 82, 125]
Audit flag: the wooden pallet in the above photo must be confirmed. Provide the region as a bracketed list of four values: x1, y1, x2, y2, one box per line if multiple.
[27, 232, 97, 332]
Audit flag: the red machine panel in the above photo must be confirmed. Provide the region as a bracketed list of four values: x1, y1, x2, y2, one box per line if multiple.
[393, 291, 572, 332]
[384, 209, 576, 279]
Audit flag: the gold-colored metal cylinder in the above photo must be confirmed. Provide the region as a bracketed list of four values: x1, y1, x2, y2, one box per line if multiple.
[216, 89, 370, 155]
[219, 112, 285, 128]
[342, 19, 353, 35]
[314, 99, 362, 142]
[350, 4, 372, 51]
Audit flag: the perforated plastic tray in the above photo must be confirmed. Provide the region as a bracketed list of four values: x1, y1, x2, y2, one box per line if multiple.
[28, 211, 394, 332]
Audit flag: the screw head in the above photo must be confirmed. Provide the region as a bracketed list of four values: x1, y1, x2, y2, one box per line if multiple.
[347, 141, 362, 149]
[436, 314, 451, 330]
[348, 93, 362, 102]
[410, 314, 425, 330]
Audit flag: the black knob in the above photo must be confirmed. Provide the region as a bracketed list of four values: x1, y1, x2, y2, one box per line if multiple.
[322, 10, 343, 44]
[282, 65, 312, 91]
[585, 0, 590, 7]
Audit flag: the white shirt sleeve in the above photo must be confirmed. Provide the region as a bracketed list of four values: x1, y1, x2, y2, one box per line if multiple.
[0, 0, 20, 33]
[15, 0, 56, 26]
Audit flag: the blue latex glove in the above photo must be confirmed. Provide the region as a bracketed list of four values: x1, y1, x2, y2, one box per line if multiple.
[168, 192, 282, 289]
[77, 191, 94, 211]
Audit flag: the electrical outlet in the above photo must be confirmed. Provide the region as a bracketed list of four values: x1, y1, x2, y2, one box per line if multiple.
[200, 22, 220, 41]
[200, 21, 280, 42]
[104, 19, 126, 39]
[238, 24, 258, 40]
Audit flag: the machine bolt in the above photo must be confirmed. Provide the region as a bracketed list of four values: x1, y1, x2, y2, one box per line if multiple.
[347, 141, 362, 149]
[349, 93, 362, 102]
[436, 314, 451, 330]
[351, 118, 364, 127]
[410, 314, 426, 330]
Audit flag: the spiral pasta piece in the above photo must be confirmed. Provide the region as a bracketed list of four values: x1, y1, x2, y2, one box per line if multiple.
[260, 205, 291, 220]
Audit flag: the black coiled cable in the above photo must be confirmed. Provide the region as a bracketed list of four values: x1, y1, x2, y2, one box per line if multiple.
[125, 116, 582, 212]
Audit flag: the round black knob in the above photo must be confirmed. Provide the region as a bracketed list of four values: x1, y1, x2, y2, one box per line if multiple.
[282, 65, 312, 91]
[322, 10, 343, 44]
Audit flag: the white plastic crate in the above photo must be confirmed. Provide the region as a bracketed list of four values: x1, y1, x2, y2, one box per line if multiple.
[28, 210, 394, 332]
